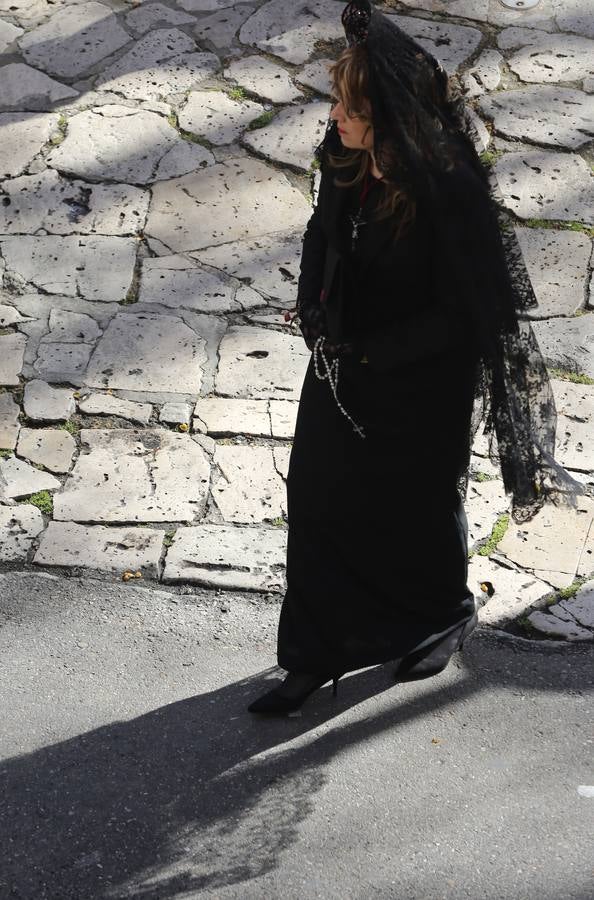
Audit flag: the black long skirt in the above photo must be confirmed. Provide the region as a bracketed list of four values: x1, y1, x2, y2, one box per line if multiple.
[277, 344, 480, 675]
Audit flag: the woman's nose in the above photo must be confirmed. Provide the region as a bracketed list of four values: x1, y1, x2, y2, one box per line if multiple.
[330, 101, 343, 121]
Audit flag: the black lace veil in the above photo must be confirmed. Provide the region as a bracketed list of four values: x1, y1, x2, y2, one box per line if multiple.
[315, 0, 588, 524]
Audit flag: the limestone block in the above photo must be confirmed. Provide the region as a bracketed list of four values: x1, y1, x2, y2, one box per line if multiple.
[146, 158, 310, 252]
[0, 455, 61, 499]
[178, 89, 263, 144]
[239, 0, 345, 64]
[478, 86, 594, 150]
[0, 504, 44, 561]
[467, 555, 551, 626]
[163, 522, 286, 589]
[495, 496, 594, 589]
[54, 429, 211, 523]
[0, 333, 26, 385]
[0, 392, 20, 450]
[493, 150, 594, 224]
[0, 170, 149, 236]
[194, 229, 303, 304]
[0, 112, 58, 178]
[195, 396, 271, 436]
[225, 55, 303, 103]
[515, 228, 591, 318]
[84, 311, 205, 394]
[532, 314, 594, 380]
[0, 235, 137, 301]
[215, 325, 309, 399]
[34, 520, 164, 576]
[243, 102, 328, 171]
[17, 428, 76, 473]
[0, 63, 78, 111]
[23, 379, 75, 421]
[212, 443, 286, 523]
[194, 5, 255, 49]
[78, 392, 153, 425]
[19, 2, 131, 78]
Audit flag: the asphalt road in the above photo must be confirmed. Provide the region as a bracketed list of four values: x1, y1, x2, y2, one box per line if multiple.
[0, 570, 592, 900]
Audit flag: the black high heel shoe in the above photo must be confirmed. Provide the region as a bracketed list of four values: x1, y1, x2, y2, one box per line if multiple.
[394, 611, 478, 683]
[248, 670, 344, 715]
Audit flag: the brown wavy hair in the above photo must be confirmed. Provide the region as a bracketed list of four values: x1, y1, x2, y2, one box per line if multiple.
[327, 44, 417, 242]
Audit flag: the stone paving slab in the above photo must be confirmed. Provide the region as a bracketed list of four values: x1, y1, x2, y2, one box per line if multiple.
[493, 150, 594, 224]
[0, 332, 26, 385]
[516, 228, 591, 319]
[225, 54, 304, 103]
[0, 503, 44, 562]
[478, 86, 594, 151]
[77, 391, 153, 425]
[146, 158, 310, 252]
[32, 342, 93, 384]
[461, 49, 504, 98]
[16, 427, 75, 474]
[1, 235, 136, 305]
[239, 0, 345, 65]
[295, 59, 333, 96]
[0, 18, 22, 51]
[48, 106, 195, 185]
[153, 140, 215, 180]
[553, 0, 594, 39]
[95, 28, 220, 101]
[465, 478, 510, 549]
[0, 304, 32, 327]
[528, 606, 593, 641]
[0, 454, 61, 500]
[552, 380, 594, 473]
[578, 519, 594, 577]
[54, 429, 211, 523]
[499, 28, 594, 83]
[387, 12, 482, 73]
[0, 392, 20, 450]
[494, 497, 594, 590]
[162, 522, 287, 589]
[194, 4, 255, 49]
[84, 311, 206, 394]
[125, 2, 196, 36]
[19, 2, 131, 79]
[215, 325, 309, 399]
[269, 399, 297, 439]
[195, 396, 271, 436]
[194, 229, 303, 304]
[0, 170, 149, 236]
[179, 90, 264, 145]
[0, 63, 78, 111]
[0, 112, 59, 179]
[34, 520, 165, 576]
[212, 443, 287, 523]
[396, 1, 554, 32]
[468, 555, 551, 627]
[159, 401, 192, 427]
[532, 315, 594, 380]
[138, 255, 244, 314]
[23, 379, 75, 422]
[243, 102, 329, 171]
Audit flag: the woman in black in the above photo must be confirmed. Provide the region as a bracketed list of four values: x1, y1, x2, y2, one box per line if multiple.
[247, 0, 585, 715]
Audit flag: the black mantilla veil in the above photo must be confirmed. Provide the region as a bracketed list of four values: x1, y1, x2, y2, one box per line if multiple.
[311, 0, 588, 524]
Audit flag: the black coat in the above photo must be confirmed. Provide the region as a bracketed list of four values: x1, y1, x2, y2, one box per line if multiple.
[296, 156, 480, 372]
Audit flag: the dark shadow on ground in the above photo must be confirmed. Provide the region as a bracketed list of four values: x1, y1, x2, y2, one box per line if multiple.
[1, 632, 591, 899]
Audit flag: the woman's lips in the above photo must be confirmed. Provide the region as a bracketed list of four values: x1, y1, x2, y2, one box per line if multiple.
[338, 128, 346, 134]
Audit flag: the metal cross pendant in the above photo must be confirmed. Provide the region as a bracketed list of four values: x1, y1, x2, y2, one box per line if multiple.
[349, 207, 366, 251]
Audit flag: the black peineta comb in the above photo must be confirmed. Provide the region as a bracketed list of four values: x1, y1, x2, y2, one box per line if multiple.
[341, 0, 371, 46]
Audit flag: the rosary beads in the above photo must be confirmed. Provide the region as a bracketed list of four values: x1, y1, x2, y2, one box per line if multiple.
[313, 335, 367, 438]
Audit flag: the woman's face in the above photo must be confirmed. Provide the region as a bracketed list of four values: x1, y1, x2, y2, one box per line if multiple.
[329, 94, 374, 151]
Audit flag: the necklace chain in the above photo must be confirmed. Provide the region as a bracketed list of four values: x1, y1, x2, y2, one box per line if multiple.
[349, 169, 377, 251]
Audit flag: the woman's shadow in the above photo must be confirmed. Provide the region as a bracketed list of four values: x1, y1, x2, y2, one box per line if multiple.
[0, 634, 588, 900]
